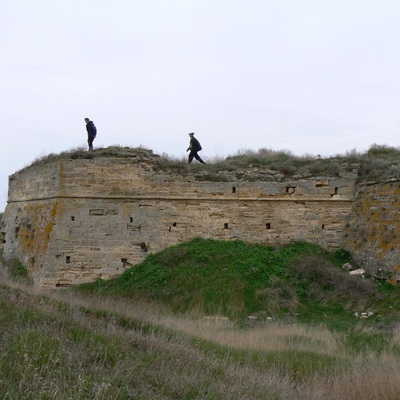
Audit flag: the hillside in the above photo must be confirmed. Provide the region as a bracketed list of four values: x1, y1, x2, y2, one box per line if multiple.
[2, 238, 400, 399]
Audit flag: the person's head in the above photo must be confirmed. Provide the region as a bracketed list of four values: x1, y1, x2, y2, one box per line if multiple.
[189, 132, 194, 137]
[84, 117, 90, 123]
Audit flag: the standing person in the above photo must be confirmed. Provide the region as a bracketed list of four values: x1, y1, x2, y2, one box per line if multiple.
[84, 117, 97, 151]
[186, 132, 206, 164]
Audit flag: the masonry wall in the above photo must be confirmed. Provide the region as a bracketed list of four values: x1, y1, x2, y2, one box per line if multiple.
[1, 156, 358, 287]
[346, 179, 400, 280]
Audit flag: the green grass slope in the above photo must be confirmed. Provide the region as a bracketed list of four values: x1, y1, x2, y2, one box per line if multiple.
[78, 238, 400, 330]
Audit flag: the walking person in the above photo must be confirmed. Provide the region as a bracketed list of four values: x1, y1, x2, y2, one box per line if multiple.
[186, 132, 205, 164]
[84, 117, 97, 151]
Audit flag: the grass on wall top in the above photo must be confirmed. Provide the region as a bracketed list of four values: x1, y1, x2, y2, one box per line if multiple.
[18, 143, 400, 182]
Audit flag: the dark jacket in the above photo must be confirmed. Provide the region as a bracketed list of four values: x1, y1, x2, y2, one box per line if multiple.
[86, 121, 97, 137]
[188, 137, 202, 152]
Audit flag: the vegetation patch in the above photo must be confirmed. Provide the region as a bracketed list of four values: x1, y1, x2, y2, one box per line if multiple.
[18, 143, 400, 183]
[77, 238, 399, 331]
[0, 255, 32, 284]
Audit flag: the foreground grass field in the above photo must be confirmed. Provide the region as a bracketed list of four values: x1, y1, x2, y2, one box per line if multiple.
[2, 239, 400, 399]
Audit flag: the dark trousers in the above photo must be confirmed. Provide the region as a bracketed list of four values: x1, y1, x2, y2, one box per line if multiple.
[188, 151, 205, 164]
[88, 135, 96, 151]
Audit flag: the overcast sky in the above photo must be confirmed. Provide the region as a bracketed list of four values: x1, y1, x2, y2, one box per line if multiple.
[1, 0, 400, 211]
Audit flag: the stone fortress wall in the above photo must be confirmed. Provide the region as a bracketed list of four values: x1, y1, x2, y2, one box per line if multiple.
[1, 150, 398, 287]
[346, 179, 400, 282]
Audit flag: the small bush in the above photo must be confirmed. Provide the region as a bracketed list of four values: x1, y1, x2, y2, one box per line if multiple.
[288, 255, 379, 309]
[367, 144, 400, 158]
[9, 258, 31, 283]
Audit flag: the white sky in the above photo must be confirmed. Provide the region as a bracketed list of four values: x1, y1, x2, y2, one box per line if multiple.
[1, 0, 400, 211]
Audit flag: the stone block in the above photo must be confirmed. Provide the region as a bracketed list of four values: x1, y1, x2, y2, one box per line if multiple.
[318, 187, 336, 195]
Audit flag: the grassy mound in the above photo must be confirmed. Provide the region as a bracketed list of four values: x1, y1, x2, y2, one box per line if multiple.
[78, 238, 398, 328]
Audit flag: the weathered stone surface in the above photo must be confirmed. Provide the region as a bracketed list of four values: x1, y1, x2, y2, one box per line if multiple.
[346, 179, 400, 276]
[0, 152, 398, 288]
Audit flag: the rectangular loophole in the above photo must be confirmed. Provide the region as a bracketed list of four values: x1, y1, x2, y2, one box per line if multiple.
[89, 209, 106, 216]
[140, 242, 148, 252]
[224, 223, 229, 229]
[66, 256, 71, 263]
[266, 223, 271, 230]
[121, 258, 131, 267]
[232, 187, 236, 193]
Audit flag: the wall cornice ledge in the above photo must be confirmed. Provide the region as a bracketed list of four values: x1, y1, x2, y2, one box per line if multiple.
[7, 194, 355, 203]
